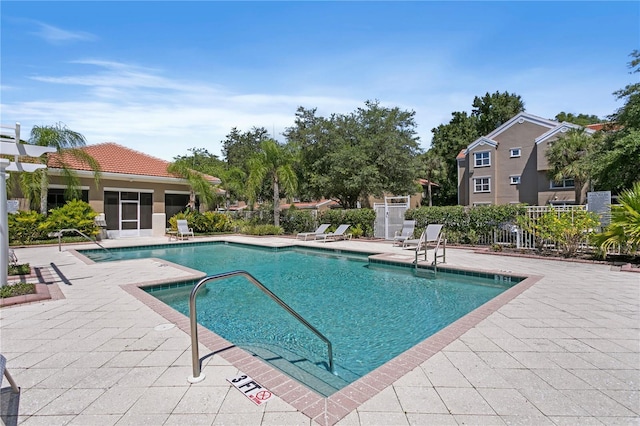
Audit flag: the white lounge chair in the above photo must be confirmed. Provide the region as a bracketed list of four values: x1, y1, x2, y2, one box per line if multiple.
[406, 224, 446, 265]
[393, 220, 416, 246]
[176, 219, 195, 240]
[297, 223, 331, 241]
[1, 354, 20, 426]
[316, 224, 351, 242]
[404, 224, 443, 247]
[8, 250, 18, 266]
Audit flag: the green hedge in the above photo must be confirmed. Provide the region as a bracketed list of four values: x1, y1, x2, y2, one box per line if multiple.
[280, 208, 315, 234]
[168, 210, 234, 233]
[318, 208, 376, 237]
[405, 204, 526, 244]
[240, 224, 284, 236]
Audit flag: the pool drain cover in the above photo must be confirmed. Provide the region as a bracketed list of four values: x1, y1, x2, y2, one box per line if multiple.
[154, 323, 175, 331]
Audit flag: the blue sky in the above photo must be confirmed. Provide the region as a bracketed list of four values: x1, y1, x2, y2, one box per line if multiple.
[1, 1, 638, 161]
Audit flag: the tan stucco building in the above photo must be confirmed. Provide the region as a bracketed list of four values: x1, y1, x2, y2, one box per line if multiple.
[42, 143, 220, 238]
[457, 112, 595, 206]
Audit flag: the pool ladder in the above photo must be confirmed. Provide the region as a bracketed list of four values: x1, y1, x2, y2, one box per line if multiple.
[414, 230, 446, 272]
[188, 270, 335, 383]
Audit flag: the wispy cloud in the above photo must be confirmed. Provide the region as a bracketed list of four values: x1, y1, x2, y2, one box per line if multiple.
[2, 55, 630, 161]
[4, 60, 363, 160]
[31, 22, 96, 45]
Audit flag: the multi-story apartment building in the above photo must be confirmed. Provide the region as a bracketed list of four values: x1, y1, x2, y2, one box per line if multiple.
[457, 112, 595, 206]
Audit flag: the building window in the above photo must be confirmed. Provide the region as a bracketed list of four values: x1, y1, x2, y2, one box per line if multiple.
[550, 178, 575, 189]
[473, 177, 490, 193]
[510, 148, 521, 158]
[510, 175, 521, 185]
[474, 151, 490, 167]
[47, 188, 89, 212]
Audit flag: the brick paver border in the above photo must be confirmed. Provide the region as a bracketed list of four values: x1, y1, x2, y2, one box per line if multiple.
[1, 266, 65, 308]
[123, 262, 541, 426]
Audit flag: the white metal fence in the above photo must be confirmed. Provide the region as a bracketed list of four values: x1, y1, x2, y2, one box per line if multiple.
[477, 205, 589, 250]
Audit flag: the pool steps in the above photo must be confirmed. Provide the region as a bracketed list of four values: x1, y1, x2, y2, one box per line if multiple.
[241, 343, 354, 397]
[188, 271, 335, 384]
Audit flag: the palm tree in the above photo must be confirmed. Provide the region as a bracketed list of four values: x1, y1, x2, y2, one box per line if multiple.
[167, 160, 218, 210]
[592, 181, 640, 255]
[546, 128, 599, 205]
[25, 123, 101, 215]
[247, 139, 298, 227]
[218, 166, 247, 209]
[421, 150, 446, 207]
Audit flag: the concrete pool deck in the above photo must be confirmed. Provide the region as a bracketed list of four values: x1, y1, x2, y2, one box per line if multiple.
[1, 236, 638, 425]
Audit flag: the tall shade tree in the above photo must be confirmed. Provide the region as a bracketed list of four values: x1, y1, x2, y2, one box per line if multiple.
[247, 139, 297, 227]
[284, 101, 422, 208]
[591, 50, 640, 192]
[222, 127, 269, 170]
[609, 50, 640, 130]
[554, 112, 601, 126]
[429, 111, 479, 205]
[545, 128, 599, 205]
[167, 160, 219, 210]
[471, 91, 525, 135]
[173, 147, 225, 177]
[222, 127, 272, 202]
[24, 123, 100, 215]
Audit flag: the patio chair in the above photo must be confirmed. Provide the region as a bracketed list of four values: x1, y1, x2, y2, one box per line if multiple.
[8, 249, 18, 266]
[405, 224, 446, 265]
[393, 220, 416, 246]
[176, 219, 195, 240]
[0, 354, 20, 426]
[297, 223, 331, 241]
[316, 224, 351, 242]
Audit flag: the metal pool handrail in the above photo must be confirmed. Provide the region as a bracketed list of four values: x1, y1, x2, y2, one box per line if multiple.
[188, 270, 335, 383]
[52, 228, 111, 255]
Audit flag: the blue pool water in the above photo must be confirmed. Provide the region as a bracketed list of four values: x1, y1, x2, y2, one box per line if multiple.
[83, 242, 518, 395]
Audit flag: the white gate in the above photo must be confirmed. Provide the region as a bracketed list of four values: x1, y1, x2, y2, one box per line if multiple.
[374, 196, 410, 239]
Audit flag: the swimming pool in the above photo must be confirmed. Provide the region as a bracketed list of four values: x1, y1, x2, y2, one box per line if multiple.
[83, 242, 519, 395]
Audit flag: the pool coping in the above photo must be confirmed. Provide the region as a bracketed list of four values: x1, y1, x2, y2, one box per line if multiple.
[91, 240, 542, 426]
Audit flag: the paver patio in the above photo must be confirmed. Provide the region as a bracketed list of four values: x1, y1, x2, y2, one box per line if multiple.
[1, 236, 638, 425]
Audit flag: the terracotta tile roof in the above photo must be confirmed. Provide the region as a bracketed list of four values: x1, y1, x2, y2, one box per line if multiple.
[586, 122, 619, 132]
[456, 149, 466, 160]
[586, 123, 604, 131]
[418, 178, 440, 187]
[279, 199, 338, 210]
[47, 142, 219, 182]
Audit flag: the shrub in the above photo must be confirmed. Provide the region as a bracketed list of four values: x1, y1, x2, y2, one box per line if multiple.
[406, 205, 525, 244]
[240, 224, 284, 236]
[39, 200, 99, 238]
[280, 207, 315, 234]
[593, 181, 640, 256]
[0, 283, 36, 299]
[318, 208, 376, 237]
[350, 224, 364, 239]
[8, 263, 31, 275]
[535, 209, 599, 257]
[8, 210, 46, 244]
[406, 206, 468, 242]
[168, 210, 234, 233]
